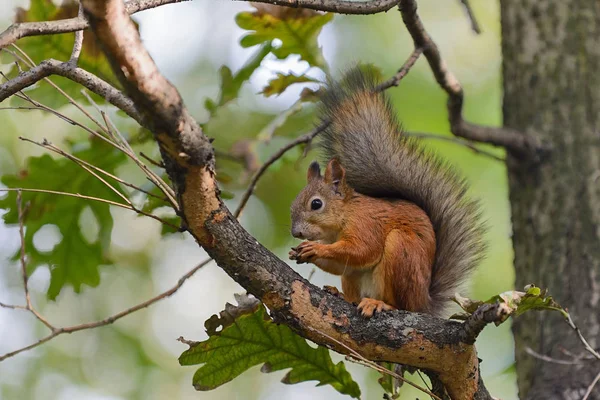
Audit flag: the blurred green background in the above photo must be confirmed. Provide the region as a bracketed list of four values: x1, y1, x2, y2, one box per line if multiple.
[0, 0, 517, 399]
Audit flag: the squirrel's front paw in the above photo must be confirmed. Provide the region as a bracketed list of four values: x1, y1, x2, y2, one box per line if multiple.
[290, 241, 322, 264]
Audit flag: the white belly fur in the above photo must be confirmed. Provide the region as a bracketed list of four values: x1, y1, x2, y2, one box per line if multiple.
[358, 270, 378, 298]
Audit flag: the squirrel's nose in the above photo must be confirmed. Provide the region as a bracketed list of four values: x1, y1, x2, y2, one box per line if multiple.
[291, 226, 304, 239]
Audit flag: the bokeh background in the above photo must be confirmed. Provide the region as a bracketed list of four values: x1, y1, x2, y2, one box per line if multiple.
[0, 0, 517, 399]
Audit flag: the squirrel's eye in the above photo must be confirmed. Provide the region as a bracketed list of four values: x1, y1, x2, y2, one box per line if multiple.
[310, 199, 323, 210]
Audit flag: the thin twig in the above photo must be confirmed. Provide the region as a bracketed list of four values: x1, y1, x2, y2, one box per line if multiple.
[582, 370, 600, 400]
[407, 132, 505, 162]
[139, 152, 165, 168]
[0, 52, 177, 210]
[458, 0, 481, 34]
[233, 121, 329, 218]
[15, 191, 56, 331]
[0, 302, 27, 310]
[1, 188, 179, 231]
[11, 44, 114, 139]
[19, 136, 166, 202]
[20, 137, 132, 206]
[564, 313, 600, 360]
[307, 326, 442, 400]
[76, 90, 178, 210]
[524, 347, 583, 366]
[376, 47, 423, 91]
[7, 90, 175, 209]
[16, 191, 29, 306]
[69, 2, 85, 64]
[1, 188, 130, 209]
[0, 258, 212, 362]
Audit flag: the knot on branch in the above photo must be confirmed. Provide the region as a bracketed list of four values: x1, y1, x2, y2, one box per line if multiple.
[460, 302, 511, 345]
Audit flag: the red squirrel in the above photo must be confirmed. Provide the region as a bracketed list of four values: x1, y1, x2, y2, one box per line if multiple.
[289, 68, 486, 317]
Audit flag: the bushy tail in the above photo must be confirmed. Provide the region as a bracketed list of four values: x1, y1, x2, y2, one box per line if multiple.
[318, 67, 486, 316]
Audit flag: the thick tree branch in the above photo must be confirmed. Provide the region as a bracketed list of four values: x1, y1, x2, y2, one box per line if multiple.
[78, 1, 492, 398]
[0, 0, 192, 50]
[399, 0, 541, 157]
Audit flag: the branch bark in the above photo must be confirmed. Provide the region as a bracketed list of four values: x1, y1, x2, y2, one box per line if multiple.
[77, 0, 493, 398]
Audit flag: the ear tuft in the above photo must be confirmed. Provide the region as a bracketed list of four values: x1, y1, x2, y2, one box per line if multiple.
[307, 161, 321, 182]
[324, 158, 348, 196]
[324, 158, 346, 184]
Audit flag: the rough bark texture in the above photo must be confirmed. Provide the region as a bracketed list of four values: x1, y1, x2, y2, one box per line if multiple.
[501, 1, 600, 399]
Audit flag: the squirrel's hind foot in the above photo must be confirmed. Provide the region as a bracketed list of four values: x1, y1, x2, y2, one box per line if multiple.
[357, 298, 395, 317]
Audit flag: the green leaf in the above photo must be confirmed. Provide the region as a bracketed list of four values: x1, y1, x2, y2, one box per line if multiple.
[0, 138, 127, 299]
[179, 295, 361, 398]
[206, 43, 272, 117]
[236, 8, 333, 69]
[261, 73, 321, 97]
[452, 284, 567, 324]
[6, 0, 120, 108]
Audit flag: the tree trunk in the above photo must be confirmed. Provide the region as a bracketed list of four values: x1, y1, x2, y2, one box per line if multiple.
[501, 1, 600, 399]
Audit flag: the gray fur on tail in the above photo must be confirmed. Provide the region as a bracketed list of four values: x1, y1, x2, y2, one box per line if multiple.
[318, 67, 486, 316]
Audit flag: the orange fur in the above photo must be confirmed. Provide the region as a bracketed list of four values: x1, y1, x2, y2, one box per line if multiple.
[290, 160, 435, 315]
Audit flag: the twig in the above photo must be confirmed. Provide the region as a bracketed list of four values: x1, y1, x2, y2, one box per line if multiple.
[0, 258, 212, 362]
[307, 326, 442, 400]
[398, 0, 541, 156]
[0, 302, 27, 310]
[524, 346, 583, 366]
[19, 137, 132, 206]
[69, 2, 85, 64]
[140, 152, 165, 168]
[376, 47, 423, 91]
[0, 54, 178, 210]
[233, 121, 329, 218]
[458, 0, 481, 34]
[21, 137, 166, 201]
[407, 132, 505, 162]
[1, 188, 130, 209]
[14, 191, 56, 331]
[583, 370, 600, 400]
[564, 313, 600, 360]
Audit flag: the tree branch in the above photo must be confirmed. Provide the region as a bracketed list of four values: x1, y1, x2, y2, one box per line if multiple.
[78, 0, 491, 398]
[0, 0, 192, 50]
[0, 58, 141, 124]
[459, 302, 511, 345]
[69, 2, 86, 64]
[458, 0, 481, 34]
[398, 0, 542, 157]
[237, 0, 400, 14]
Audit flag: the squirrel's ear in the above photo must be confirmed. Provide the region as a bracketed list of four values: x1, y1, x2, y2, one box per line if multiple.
[324, 158, 347, 194]
[307, 161, 321, 182]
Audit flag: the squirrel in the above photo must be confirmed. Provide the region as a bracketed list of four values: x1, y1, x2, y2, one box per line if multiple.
[289, 67, 486, 318]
